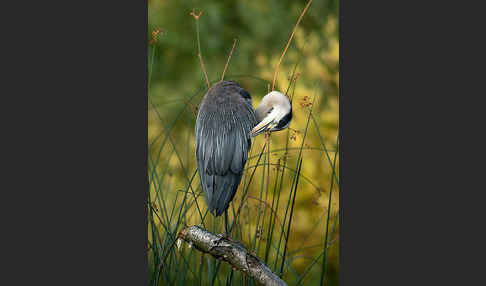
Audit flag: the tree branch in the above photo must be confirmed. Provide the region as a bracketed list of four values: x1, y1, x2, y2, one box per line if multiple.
[177, 225, 287, 286]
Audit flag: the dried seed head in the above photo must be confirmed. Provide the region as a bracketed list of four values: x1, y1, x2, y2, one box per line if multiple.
[149, 27, 164, 45]
[189, 9, 203, 20]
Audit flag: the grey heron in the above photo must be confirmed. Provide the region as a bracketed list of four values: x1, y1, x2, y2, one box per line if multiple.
[195, 80, 292, 233]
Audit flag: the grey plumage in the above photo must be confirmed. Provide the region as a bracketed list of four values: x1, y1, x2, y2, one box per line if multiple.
[195, 81, 257, 216]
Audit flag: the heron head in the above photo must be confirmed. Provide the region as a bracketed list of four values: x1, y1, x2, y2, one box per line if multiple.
[251, 91, 292, 137]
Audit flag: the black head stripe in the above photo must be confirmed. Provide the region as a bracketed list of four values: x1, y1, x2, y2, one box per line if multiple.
[238, 89, 251, 101]
[275, 108, 292, 129]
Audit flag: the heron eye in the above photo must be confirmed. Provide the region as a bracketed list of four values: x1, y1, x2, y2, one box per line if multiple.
[267, 107, 273, 115]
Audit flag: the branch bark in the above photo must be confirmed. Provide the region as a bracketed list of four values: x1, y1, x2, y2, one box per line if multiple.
[177, 225, 287, 286]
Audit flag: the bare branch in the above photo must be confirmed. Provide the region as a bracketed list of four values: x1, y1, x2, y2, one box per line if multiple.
[190, 9, 210, 89]
[221, 38, 238, 82]
[178, 226, 287, 286]
[272, 0, 313, 91]
[198, 53, 210, 89]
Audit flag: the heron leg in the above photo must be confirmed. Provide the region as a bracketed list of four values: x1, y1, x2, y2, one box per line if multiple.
[224, 209, 234, 285]
[224, 209, 229, 236]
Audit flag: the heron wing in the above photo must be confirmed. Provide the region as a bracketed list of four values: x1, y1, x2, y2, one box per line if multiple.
[195, 83, 256, 216]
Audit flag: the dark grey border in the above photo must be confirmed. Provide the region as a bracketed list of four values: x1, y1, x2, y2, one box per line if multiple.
[3, 1, 148, 285]
[340, 0, 482, 284]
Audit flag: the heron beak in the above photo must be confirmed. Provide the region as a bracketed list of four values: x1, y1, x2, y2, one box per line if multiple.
[250, 119, 275, 137]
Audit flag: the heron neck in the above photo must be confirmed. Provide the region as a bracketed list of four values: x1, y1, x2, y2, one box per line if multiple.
[254, 105, 267, 122]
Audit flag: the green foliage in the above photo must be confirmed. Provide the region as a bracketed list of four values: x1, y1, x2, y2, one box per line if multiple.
[148, 0, 339, 285]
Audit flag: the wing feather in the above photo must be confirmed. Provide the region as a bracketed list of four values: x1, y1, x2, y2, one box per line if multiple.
[195, 81, 256, 216]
